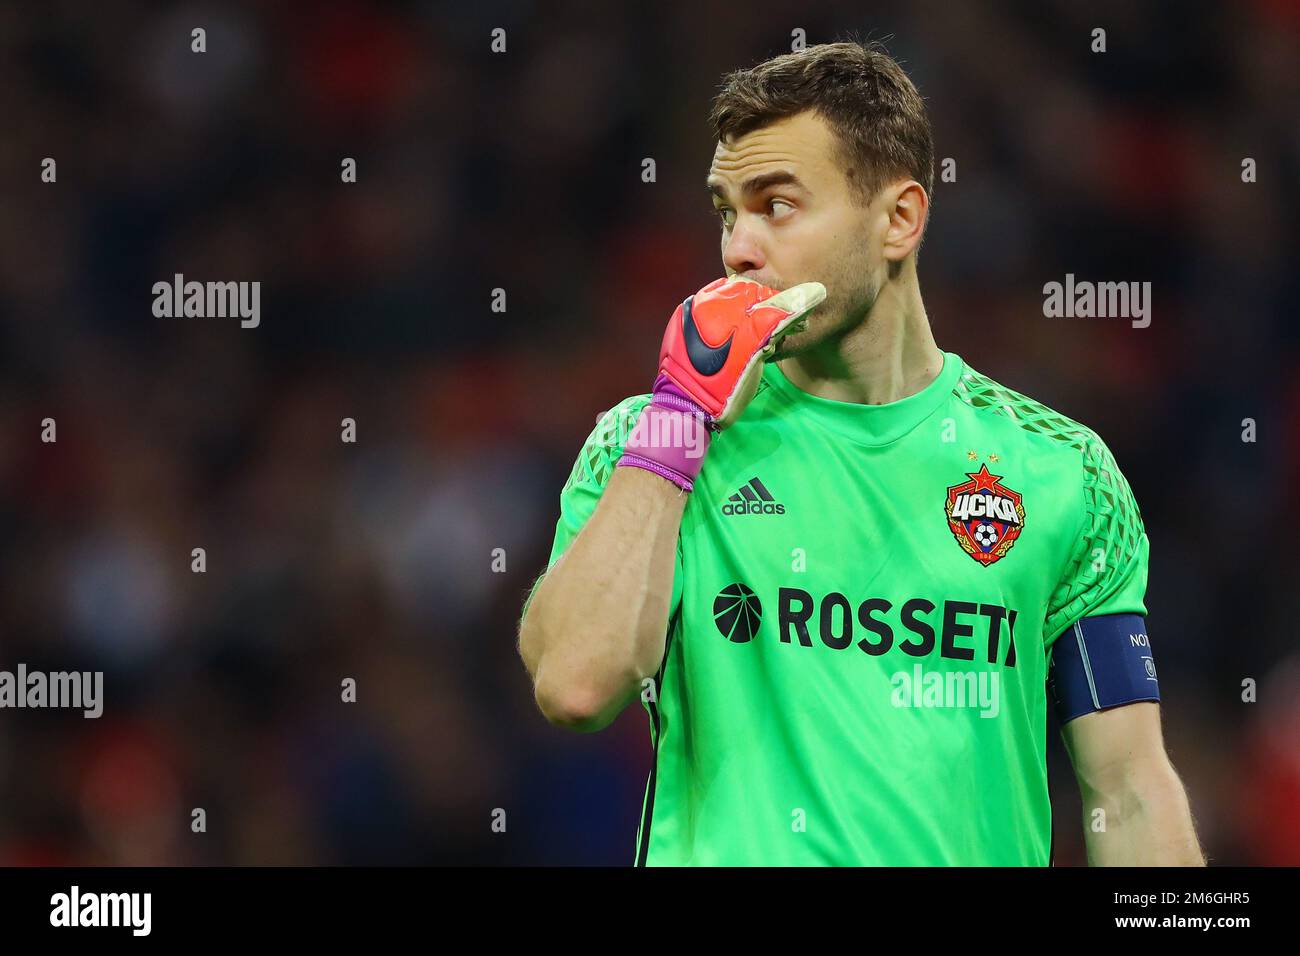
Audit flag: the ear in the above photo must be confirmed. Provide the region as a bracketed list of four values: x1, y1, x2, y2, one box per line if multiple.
[881, 180, 928, 264]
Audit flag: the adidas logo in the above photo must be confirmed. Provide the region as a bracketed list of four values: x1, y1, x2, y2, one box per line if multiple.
[721, 477, 786, 516]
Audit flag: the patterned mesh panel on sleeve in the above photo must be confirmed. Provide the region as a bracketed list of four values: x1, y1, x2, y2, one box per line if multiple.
[563, 395, 652, 494]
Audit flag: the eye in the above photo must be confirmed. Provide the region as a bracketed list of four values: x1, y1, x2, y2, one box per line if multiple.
[769, 198, 795, 220]
[715, 206, 735, 228]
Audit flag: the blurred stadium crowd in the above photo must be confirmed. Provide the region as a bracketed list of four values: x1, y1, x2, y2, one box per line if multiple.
[0, 0, 1297, 865]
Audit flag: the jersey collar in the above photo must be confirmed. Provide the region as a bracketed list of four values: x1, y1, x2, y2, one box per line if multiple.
[761, 350, 965, 446]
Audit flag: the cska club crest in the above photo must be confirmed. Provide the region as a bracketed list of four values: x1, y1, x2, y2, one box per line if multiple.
[944, 464, 1025, 566]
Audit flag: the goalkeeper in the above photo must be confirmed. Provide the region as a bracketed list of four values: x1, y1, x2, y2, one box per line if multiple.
[518, 40, 1204, 866]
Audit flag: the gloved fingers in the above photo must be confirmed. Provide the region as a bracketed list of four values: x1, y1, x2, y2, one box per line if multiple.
[761, 280, 826, 321]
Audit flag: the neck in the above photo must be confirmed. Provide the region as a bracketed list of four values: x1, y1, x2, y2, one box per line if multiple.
[777, 263, 942, 405]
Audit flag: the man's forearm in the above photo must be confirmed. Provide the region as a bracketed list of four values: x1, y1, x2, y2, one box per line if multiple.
[1080, 757, 1205, 866]
[521, 467, 686, 728]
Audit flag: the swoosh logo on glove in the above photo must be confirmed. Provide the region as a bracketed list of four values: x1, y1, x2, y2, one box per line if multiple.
[682, 296, 733, 376]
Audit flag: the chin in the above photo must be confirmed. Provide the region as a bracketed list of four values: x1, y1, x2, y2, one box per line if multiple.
[771, 314, 835, 358]
[771, 331, 816, 360]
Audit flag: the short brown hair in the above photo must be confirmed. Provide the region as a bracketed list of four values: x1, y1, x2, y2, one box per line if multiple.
[709, 39, 934, 209]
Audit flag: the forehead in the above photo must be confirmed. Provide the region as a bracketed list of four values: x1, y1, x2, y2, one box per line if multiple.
[708, 110, 840, 189]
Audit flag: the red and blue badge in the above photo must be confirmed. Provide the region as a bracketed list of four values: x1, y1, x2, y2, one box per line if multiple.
[944, 464, 1025, 566]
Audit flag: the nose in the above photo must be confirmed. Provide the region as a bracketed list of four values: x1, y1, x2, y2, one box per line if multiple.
[722, 217, 765, 276]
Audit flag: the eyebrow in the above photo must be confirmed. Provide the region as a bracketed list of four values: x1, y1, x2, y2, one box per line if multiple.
[706, 170, 807, 201]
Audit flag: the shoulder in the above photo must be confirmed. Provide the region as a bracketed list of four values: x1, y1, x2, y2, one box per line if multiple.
[953, 361, 1145, 568]
[590, 393, 654, 452]
[562, 392, 652, 494]
[950, 361, 1119, 479]
[600, 392, 654, 425]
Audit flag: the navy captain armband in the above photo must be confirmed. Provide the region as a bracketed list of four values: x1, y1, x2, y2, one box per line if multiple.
[1047, 613, 1160, 724]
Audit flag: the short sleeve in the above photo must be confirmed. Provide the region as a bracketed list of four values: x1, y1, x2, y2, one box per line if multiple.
[1043, 432, 1149, 650]
[539, 394, 684, 615]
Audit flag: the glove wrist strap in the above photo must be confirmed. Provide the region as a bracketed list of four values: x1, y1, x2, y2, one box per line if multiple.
[616, 375, 712, 492]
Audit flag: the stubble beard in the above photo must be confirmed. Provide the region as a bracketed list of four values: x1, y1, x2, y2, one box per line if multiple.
[770, 277, 879, 361]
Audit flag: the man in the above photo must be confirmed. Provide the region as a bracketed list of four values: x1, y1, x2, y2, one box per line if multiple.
[518, 40, 1204, 866]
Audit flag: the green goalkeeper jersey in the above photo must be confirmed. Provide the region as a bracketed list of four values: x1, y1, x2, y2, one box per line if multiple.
[544, 350, 1149, 866]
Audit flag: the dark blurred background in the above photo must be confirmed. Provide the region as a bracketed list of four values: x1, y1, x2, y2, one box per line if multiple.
[0, 0, 1296, 865]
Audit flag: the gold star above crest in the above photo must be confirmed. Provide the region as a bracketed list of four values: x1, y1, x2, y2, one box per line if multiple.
[988, 453, 1000, 463]
[967, 450, 978, 460]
